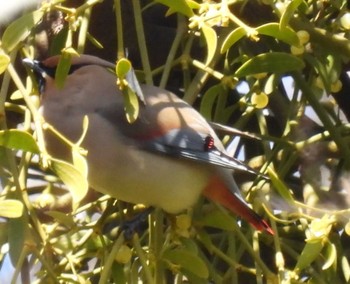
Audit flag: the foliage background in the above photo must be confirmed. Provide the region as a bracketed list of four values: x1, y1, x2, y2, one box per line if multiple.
[1, 0, 350, 283]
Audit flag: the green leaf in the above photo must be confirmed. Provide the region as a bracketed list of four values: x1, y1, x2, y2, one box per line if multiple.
[116, 58, 132, 78]
[45, 211, 75, 227]
[0, 54, 10, 75]
[322, 242, 337, 270]
[221, 27, 246, 53]
[199, 209, 236, 231]
[111, 262, 127, 284]
[50, 158, 88, 206]
[306, 215, 334, 242]
[162, 248, 209, 279]
[72, 150, 88, 179]
[256, 23, 300, 46]
[8, 211, 30, 266]
[154, 0, 194, 17]
[342, 256, 350, 282]
[50, 27, 69, 56]
[294, 240, 323, 272]
[267, 167, 295, 204]
[55, 52, 73, 89]
[0, 130, 39, 153]
[2, 10, 44, 52]
[235, 52, 305, 78]
[122, 86, 139, 123]
[263, 74, 277, 95]
[0, 200, 24, 218]
[200, 84, 223, 120]
[0, 223, 8, 247]
[201, 24, 217, 65]
[279, 0, 304, 29]
[196, 230, 214, 253]
[186, 0, 200, 10]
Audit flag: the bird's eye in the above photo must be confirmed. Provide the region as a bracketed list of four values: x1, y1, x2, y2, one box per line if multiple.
[204, 135, 215, 151]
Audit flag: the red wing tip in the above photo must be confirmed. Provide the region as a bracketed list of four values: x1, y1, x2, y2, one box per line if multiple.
[259, 220, 274, 235]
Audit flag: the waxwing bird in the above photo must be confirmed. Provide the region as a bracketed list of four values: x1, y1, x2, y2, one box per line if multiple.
[24, 54, 273, 234]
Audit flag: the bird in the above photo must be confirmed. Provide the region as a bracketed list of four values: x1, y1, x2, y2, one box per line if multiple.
[23, 54, 273, 235]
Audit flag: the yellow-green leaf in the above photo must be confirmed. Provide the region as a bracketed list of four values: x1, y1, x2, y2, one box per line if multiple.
[263, 74, 277, 95]
[200, 84, 223, 120]
[186, 0, 200, 9]
[199, 209, 236, 231]
[72, 150, 88, 179]
[50, 158, 88, 206]
[322, 242, 337, 270]
[0, 130, 39, 153]
[342, 256, 350, 282]
[123, 86, 139, 123]
[0, 54, 10, 75]
[280, 0, 304, 29]
[256, 23, 300, 46]
[162, 248, 209, 279]
[294, 240, 323, 272]
[2, 10, 44, 52]
[116, 58, 132, 78]
[45, 211, 76, 227]
[0, 200, 24, 218]
[221, 27, 246, 53]
[201, 24, 217, 65]
[268, 167, 295, 204]
[306, 215, 334, 242]
[235, 52, 305, 78]
[0, 223, 8, 247]
[8, 211, 30, 266]
[154, 0, 194, 17]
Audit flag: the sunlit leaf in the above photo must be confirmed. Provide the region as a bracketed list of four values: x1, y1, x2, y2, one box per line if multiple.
[0, 130, 39, 153]
[2, 9, 44, 52]
[200, 84, 224, 120]
[50, 158, 88, 206]
[0, 54, 10, 75]
[45, 211, 76, 227]
[162, 248, 209, 279]
[345, 221, 350, 236]
[116, 58, 132, 78]
[72, 150, 88, 179]
[280, 0, 304, 29]
[154, 0, 194, 17]
[235, 52, 305, 78]
[221, 27, 246, 53]
[263, 74, 277, 95]
[268, 167, 295, 204]
[186, 0, 200, 9]
[294, 240, 323, 272]
[256, 23, 300, 46]
[0, 200, 24, 218]
[305, 215, 334, 242]
[201, 24, 217, 65]
[322, 242, 336, 270]
[342, 256, 350, 282]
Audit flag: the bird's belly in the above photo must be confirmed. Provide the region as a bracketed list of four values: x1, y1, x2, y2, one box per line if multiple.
[87, 149, 211, 213]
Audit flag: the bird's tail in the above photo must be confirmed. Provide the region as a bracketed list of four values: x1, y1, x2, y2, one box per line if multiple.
[203, 175, 274, 235]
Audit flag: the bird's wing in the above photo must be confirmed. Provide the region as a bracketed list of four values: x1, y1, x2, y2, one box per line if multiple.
[143, 128, 258, 174]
